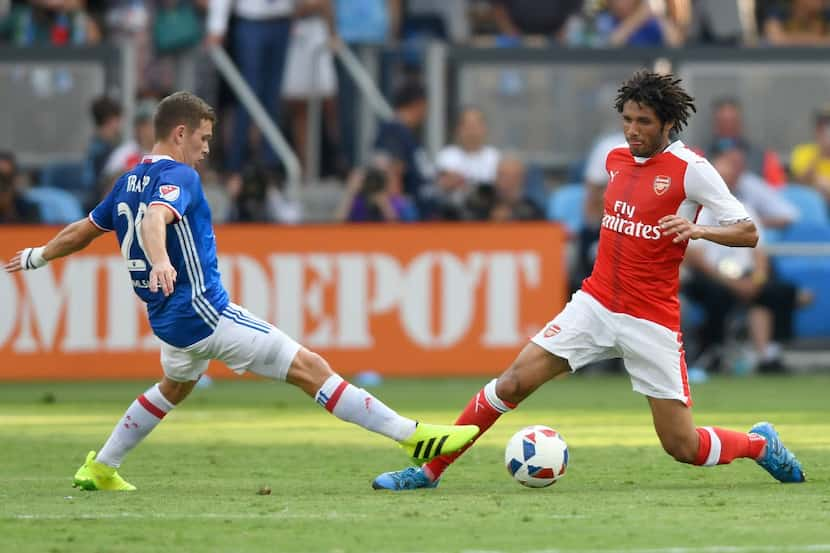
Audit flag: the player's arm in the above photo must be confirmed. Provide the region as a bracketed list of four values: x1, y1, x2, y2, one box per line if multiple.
[140, 204, 178, 297]
[3, 218, 107, 273]
[661, 158, 759, 248]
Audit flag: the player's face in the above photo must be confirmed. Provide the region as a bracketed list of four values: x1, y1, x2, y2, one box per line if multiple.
[621, 100, 673, 158]
[185, 119, 213, 168]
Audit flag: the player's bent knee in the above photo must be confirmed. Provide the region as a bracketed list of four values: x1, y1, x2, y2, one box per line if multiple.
[286, 348, 335, 396]
[495, 370, 527, 405]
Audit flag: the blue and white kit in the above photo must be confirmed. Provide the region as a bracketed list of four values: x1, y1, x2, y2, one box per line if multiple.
[90, 155, 300, 381]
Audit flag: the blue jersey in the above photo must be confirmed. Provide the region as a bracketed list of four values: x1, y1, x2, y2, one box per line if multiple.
[89, 155, 229, 347]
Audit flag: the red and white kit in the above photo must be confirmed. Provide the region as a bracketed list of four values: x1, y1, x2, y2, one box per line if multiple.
[533, 141, 750, 404]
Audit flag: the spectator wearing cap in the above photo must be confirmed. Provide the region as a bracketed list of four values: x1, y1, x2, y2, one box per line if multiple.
[710, 141, 798, 230]
[705, 97, 786, 187]
[372, 82, 433, 203]
[790, 106, 830, 201]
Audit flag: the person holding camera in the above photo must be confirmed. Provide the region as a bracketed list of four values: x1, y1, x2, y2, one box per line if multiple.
[334, 155, 418, 222]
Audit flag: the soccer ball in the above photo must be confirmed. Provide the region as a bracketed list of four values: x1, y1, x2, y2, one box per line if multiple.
[504, 425, 568, 488]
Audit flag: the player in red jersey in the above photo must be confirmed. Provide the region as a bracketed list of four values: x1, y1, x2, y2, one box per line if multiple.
[373, 71, 805, 490]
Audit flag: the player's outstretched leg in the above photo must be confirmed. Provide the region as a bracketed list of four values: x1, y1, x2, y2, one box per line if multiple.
[282, 348, 478, 462]
[373, 343, 569, 491]
[648, 398, 805, 483]
[73, 379, 194, 491]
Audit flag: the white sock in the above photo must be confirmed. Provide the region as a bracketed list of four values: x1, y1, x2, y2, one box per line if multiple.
[314, 375, 416, 441]
[96, 384, 175, 468]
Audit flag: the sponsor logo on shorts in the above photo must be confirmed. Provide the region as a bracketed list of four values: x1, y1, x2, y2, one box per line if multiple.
[159, 184, 180, 202]
[653, 175, 671, 195]
[544, 324, 561, 338]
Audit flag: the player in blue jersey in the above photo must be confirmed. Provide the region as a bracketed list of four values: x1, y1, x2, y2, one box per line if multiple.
[4, 92, 477, 491]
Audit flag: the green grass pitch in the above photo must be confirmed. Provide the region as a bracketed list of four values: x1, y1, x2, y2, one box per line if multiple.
[0, 374, 828, 553]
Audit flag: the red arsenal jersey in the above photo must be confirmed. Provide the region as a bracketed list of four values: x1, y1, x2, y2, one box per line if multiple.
[581, 141, 750, 330]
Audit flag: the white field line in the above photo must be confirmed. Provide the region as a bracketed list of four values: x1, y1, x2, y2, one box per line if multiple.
[8, 511, 366, 521]
[461, 546, 830, 553]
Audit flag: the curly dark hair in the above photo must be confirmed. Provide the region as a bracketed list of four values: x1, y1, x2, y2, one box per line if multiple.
[615, 71, 696, 132]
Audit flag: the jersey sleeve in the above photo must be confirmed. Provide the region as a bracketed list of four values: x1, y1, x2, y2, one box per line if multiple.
[148, 166, 197, 220]
[88, 185, 117, 231]
[684, 158, 750, 225]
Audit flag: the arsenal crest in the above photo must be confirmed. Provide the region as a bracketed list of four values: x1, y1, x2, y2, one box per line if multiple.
[653, 175, 671, 195]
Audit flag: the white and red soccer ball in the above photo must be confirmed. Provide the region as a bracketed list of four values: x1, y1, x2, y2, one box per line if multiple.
[504, 425, 568, 488]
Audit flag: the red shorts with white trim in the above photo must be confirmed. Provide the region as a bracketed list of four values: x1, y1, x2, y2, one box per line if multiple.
[531, 290, 692, 406]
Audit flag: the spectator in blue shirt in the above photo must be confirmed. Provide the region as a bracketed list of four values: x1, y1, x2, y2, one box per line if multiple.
[593, 0, 683, 47]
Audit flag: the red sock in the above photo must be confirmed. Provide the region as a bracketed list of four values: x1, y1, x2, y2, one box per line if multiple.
[693, 426, 766, 466]
[422, 379, 516, 481]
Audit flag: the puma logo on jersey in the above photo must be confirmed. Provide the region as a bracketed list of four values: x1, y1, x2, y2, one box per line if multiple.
[159, 185, 180, 202]
[544, 324, 561, 337]
[609, 170, 620, 183]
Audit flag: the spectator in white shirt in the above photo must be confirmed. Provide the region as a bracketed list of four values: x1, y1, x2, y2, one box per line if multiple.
[436, 107, 500, 188]
[711, 140, 799, 230]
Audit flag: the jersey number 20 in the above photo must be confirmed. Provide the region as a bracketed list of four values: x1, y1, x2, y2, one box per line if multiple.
[117, 201, 148, 272]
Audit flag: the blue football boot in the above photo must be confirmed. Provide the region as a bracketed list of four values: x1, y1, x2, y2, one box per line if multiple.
[372, 466, 439, 491]
[749, 422, 806, 483]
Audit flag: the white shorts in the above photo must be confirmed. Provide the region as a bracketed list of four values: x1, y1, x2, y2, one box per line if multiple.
[531, 290, 692, 405]
[282, 18, 337, 99]
[160, 303, 302, 382]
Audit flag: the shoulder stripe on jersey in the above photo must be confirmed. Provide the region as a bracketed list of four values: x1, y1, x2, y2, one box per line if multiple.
[172, 223, 218, 328]
[87, 212, 112, 232]
[224, 307, 271, 333]
[148, 201, 182, 221]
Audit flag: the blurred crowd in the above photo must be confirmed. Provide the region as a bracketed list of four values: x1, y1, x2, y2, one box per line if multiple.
[2, 1, 830, 373]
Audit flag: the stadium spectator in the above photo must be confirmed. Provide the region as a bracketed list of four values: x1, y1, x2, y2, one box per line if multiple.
[207, 0, 294, 177]
[467, 154, 542, 222]
[0, 153, 39, 224]
[683, 206, 812, 374]
[334, 0, 401, 167]
[705, 97, 786, 187]
[403, 0, 470, 43]
[283, 0, 340, 176]
[334, 155, 418, 222]
[592, 0, 684, 47]
[226, 163, 302, 223]
[83, 96, 123, 207]
[373, 81, 433, 203]
[710, 140, 798, 230]
[489, 0, 583, 42]
[790, 105, 830, 201]
[0, 0, 101, 46]
[436, 107, 501, 189]
[102, 98, 157, 182]
[762, 0, 830, 46]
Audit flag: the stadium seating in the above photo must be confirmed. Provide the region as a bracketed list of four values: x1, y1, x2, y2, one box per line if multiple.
[24, 186, 84, 224]
[38, 161, 87, 192]
[546, 183, 585, 235]
[775, 256, 830, 338]
[779, 183, 829, 224]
